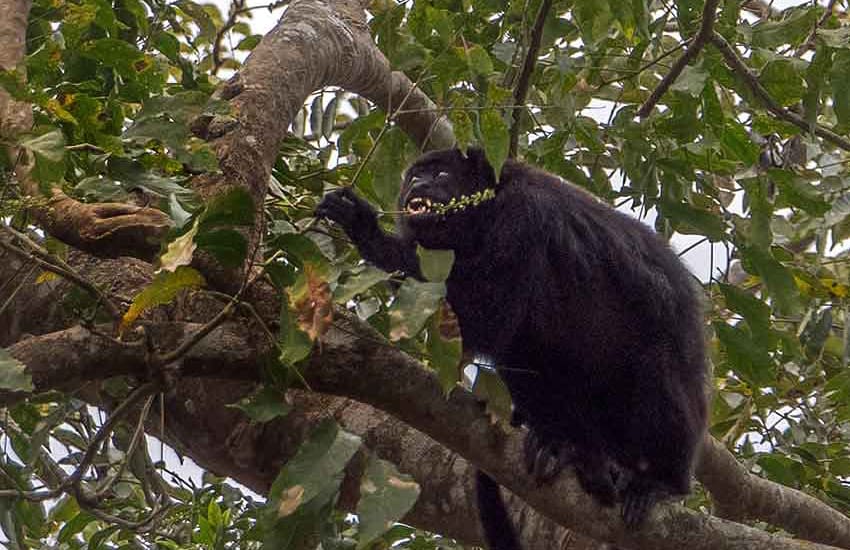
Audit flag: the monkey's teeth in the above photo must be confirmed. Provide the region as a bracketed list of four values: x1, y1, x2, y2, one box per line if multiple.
[406, 197, 434, 215]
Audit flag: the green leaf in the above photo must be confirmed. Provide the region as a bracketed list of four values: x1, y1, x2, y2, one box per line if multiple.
[670, 65, 708, 96]
[21, 129, 66, 188]
[236, 35, 262, 51]
[199, 188, 255, 229]
[370, 127, 417, 210]
[715, 323, 775, 387]
[719, 121, 760, 166]
[278, 297, 314, 366]
[122, 266, 205, 330]
[417, 246, 455, 283]
[230, 387, 292, 423]
[333, 266, 391, 303]
[195, 228, 248, 268]
[355, 455, 421, 548]
[0, 349, 33, 393]
[816, 27, 850, 48]
[480, 108, 509, 177]
[751, 7, 820, 48]
[427, 308, 462, 395]
[263, 420, 361, 548]
[388, 280, 446, 341]
[472, 367, 513, 424]
[767, 168, 830, 216]
[760, 60, 806, 107]
[175, 0, 216, 42]
[739, 244, 800, 315]
[718, 283, 774, 349]
[660, 200, 727, 241]
[831, 50, 850, 128]
[58, 512, 95, 543]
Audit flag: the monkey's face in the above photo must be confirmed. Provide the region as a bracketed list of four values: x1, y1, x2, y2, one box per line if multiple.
[398, 148, 497, 249]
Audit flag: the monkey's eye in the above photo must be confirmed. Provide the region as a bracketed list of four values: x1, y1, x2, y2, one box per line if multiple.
[435, 171, 450, 179]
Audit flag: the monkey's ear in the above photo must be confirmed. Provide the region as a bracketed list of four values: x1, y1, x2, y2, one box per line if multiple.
[464, 146, 497, 185]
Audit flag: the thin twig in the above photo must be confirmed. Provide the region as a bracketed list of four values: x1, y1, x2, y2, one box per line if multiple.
[710, 32, 850, 152]
[95, 394, 156, 498]
[508, 0, 553, 158]
[637, 0, 721, 118]
[596, 40, 689, 88]
[0, 225, 122, 320]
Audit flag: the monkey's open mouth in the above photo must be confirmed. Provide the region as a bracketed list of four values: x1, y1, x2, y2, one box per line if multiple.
[405, 197, 437, 216]
[404, 189, 497, 217]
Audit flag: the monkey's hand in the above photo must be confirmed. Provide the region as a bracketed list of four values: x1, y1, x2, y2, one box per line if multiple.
[316, 188, 422, 279]
[315, 187, 380, 242]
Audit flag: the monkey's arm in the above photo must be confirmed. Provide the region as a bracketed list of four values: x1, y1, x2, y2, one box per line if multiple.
[316, 188, 423, 279]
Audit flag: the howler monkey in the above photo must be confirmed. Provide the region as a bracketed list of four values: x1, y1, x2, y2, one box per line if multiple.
[316, 148, 708, 549]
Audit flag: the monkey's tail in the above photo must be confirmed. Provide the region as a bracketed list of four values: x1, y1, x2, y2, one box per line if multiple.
[475, 469, 521, 550]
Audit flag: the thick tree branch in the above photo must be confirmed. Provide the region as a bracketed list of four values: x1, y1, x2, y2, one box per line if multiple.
[0, 0, 171, 261]
[698, 437, 850, 548]
[6, 310, 849, 550]
[637, 0, 720, 118]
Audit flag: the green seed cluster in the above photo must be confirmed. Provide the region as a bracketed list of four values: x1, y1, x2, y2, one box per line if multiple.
[433, 188, 497, 215]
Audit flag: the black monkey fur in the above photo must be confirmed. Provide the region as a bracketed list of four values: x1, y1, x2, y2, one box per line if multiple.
[316, 148, 708, 549]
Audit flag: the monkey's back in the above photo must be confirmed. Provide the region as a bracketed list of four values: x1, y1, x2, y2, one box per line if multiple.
[447, 161, 708, 494]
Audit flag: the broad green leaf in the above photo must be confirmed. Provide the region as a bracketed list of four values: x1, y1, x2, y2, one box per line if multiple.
[122, 266, 205, 330]
[195, 228, 248, 268]
[263, 420, 361, 548]
[21, 129, 66, 188]
[660, 200, 727, 241]
[480, 109, 509, 177]
[0, 349, 33, 393]
[670, 65, 708, 96]
[388, 280, 446, 341]
[739, 244, 800, 315]
[760, 60, 806, 107]
[751, 7, 820, 48]
[417, 246, 455, 283]
[831, 50, 850, 128]
[230, 387, 292, 423]
[356, 455, 420, 548]
[428, 306, 463, 396]
[472, 367, 513, 425]
[718, 283, 774, 349]
[719, 122, 760, 166]
[333, 266, 391, 303]
[199, 188, 255, 229]
[370, 127, 417, 210]
[816, 27, 850, 48]
[279, 295, 315, 366]
[768, 169, 830, 216]
[715, 323, 775, 387]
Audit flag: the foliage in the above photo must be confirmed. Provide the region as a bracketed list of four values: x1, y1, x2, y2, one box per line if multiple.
[2, 0, 850, 547]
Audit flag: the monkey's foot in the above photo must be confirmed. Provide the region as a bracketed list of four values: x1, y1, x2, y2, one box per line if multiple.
[575, 458, 618, 508]
[620, 477, 659, 529]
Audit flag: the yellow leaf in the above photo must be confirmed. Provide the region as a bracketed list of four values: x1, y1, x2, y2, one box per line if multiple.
[289, 262, 333, 342]
[35, 271, 59, 284]
[121, 267, 205, 333]
[159, 220, 199, 272]
[277, 485, 304, 517]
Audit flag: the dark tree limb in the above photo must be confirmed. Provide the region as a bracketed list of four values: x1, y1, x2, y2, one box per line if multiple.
[5, 309, 849, 550]
[508, 0, 553, 158]
[637, 0, 720, 118]
[710, 32, 850, 152]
